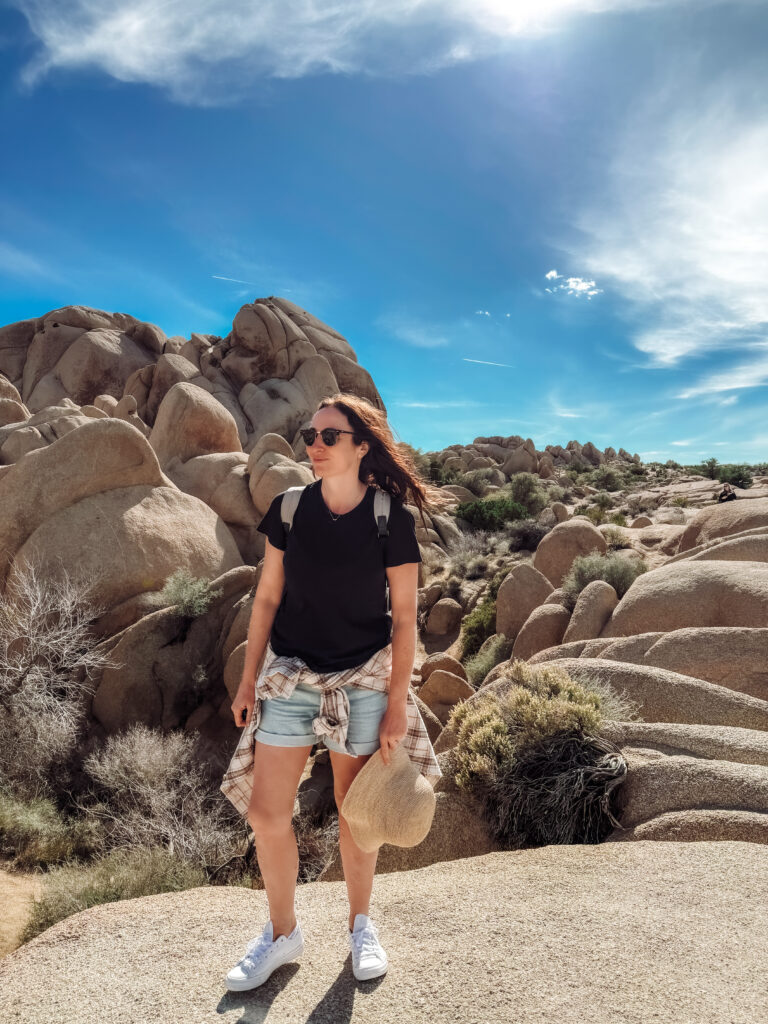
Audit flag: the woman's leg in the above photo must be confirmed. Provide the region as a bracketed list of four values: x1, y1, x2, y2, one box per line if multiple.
[247, 740, 314, 938]
[328, 749, 379, 931]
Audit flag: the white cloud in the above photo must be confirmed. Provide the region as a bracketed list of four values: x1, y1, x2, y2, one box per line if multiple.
[474, 309, 491, 316]
[10, 0, 745, 103]
[212, 274, 259, 286]
[0, 239, 59, 282]
[572, 71, 768, 369]
[676, 352, 768, 399]
[543, 270, 602, 299]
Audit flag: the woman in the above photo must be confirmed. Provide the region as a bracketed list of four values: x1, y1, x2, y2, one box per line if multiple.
[221, 393, 441, 991]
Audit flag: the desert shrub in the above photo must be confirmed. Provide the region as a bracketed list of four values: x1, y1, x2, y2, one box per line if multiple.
[464, 555, 489, 580]
[23, 846, 208, 942]
[627, 463, 646, 476]
[701, 457, 719, 479]
[460, 598, 496, 660]
[0, 560, 116, 801]
[449, 662, 627, 847]
[455, 497, 527, 531]
[459, 568, 512, 660]
[159, 570, 223, 617]
[397, 442, 431, 481]
[458, 468, 500, 497]
[670, 495, 689, 507]
[463, 635, 512, 688]
[607, 512, 627, 527]
[588, 466, 623, 492]
[0, 788, 103, 869]
[717, 464, 752, 488]
[583, 506, 606, 526]
[602, 526, 631, 551]
[442, 576, 462, 602]
[428, 460, 461, 486]
[505, 519, 549, 552]
[546, 485, 567, 503]
[594, 490, 614, 510]
[561, 552, 648, 611]
[78, 724, 245, 871]
[503, 473, 548, 517]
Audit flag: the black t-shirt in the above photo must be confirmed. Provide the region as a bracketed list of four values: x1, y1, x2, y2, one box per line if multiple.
[257, 481, 422, 672]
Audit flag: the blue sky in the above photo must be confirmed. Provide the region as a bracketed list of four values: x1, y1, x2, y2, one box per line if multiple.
[1, 1, 767, 462]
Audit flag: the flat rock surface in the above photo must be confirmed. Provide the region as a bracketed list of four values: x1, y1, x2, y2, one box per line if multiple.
[1, 842, 766, 1024]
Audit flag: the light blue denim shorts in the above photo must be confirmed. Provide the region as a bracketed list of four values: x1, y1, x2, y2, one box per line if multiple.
[254, 680, 389, 756]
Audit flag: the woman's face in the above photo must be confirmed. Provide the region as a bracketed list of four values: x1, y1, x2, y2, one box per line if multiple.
[306, 407, 369, 480]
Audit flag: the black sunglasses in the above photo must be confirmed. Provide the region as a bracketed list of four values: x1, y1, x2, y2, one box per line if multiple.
[300, 427, 356, 447]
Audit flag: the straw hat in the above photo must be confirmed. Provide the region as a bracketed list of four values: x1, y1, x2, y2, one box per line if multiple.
[340, 745, 436, 853]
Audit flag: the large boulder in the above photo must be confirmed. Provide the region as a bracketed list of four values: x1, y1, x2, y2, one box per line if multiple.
[9, 484, 243, 613]
[600, 561, 768, 637]
[0, 418, 169, 590]
[562, 580, 618, 643]
[549, 658, 768, 732]
[417, 671, 475, 725]
[675, 497, 768, 553]
[511, 604, 571, 661]
[533, 519, 607, 587]
[2, 844, 766, 1023]
[150, 382, 242, 469]
[601, 721, 768, 768]
[495, 563, 553, 639]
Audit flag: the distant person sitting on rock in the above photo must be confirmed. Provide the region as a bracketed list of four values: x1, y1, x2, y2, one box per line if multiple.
[220, 392, 441, 992]
[717, 482, 737, 503]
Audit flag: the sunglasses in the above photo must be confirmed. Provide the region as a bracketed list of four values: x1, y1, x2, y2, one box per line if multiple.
[300, 427, 356, 447]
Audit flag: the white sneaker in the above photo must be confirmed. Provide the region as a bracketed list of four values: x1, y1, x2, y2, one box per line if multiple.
[348, 913, 388, 981]
[225, 919, 304, 991]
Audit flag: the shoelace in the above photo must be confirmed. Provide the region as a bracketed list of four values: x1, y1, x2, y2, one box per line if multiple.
[242, 932, 274, 968]
[351, 923, 381, 961]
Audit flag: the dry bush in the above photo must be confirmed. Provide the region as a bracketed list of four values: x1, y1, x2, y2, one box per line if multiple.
[0, 559, 117, 800]
[78, 724, 247, 872]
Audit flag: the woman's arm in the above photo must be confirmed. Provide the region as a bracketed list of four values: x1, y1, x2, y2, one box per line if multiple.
[231, 539, 285, 727]
[378, 561, 419, 762]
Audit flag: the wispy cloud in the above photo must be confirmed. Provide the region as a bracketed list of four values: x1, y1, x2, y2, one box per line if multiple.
[0, 239, 62, 283]
[677, 351, 768, 399]
[381, 314, 449, 348]
[212, 274, 260, 286]
[572, 69, 768, 370]
[474, 309, 491, 316]
[10, 1, 748, 104]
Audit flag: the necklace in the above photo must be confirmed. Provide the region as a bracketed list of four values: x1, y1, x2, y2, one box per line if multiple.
[323, 485, 367, 522]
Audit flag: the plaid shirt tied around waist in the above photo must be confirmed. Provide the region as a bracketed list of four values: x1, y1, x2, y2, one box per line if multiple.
[220, 641, 442, 819]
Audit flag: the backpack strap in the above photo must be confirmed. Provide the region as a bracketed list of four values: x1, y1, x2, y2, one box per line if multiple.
[280, 485, 307, 539]
[373, 488, 391, 538]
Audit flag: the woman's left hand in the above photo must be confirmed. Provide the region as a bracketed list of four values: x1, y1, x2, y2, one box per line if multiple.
[378, 702, 408, 766]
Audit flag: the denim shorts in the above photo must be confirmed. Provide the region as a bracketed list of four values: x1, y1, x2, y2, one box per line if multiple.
[254, 681, 389, 756]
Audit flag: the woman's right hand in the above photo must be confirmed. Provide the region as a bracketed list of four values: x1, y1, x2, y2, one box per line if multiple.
[231, 680, 255, 729]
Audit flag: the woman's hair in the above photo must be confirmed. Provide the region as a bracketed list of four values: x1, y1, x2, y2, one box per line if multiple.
[315, 392, 436, 526]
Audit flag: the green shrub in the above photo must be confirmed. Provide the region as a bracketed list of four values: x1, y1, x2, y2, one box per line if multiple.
[458, 468, 500, 497]
[428, 460, 460, 486]
[449, 661, 627, 847]
[0, 789, 103, 869]
[503, 473, 547, 517]
[460, 598, 496, 660]
[463, 635, 513, 688]
[584, 506, 606, 525]
[159, 570, 223, 617]
[455, 497, 527, 531]
[701, 457, 719, 479]
[607, 512, 627, 527]
[669, 495, 689, 507]
[602, 526, 630, 550]
[561, 552, 647, 611]
[23, 846, 207, 942]
[587, 466, 623, 492]
[505, 519, 549, 552]
[717, 464, 752, 488]
[594, 490, 613, 510]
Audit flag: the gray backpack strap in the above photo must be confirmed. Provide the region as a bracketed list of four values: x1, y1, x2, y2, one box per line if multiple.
[280, 486, 307, 538]
[373, 488, 391, 537]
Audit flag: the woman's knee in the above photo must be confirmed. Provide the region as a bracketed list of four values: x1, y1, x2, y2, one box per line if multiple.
[247, 799, 294, 841]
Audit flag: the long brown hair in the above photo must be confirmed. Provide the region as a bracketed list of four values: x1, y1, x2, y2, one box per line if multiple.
[315, 393, 433, 527]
